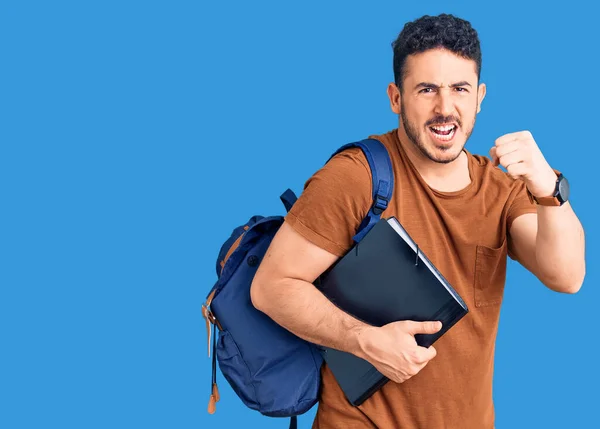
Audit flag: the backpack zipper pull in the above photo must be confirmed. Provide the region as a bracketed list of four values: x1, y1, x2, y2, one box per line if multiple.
[208, 394, 217, 414]
[212, 382, 220, 402]
[208, 324, 219, 414]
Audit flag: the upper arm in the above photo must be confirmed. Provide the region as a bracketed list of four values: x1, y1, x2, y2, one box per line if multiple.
[508, 212, 540, 275]
[505, 178, 539, 274]
[250, 146, 373, 306]
[250, 221, 339, 308]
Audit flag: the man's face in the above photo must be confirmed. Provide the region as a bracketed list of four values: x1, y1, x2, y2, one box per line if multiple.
[393, 48, 486, 164]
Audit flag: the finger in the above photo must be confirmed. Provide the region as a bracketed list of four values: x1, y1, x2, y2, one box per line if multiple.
[489, 146, 499, 166]
[495, 133, 520, 147]
[418, 345, 437, 363]
[495, 130, 531, 147]
[494, 139, 521, 158]
[402, 320, 442, 335]
[506, 162, 528, 179]
[498, 151, 524, 169]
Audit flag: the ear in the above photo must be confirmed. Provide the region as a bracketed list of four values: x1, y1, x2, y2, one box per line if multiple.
[476, 82, 486, 114]
[387, 83, 402, 115]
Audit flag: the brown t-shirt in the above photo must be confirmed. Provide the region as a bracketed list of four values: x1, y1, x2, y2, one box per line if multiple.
[284, 129, 538, 429]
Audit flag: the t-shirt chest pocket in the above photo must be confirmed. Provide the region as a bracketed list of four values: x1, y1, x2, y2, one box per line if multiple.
[473, 239, 508, 308]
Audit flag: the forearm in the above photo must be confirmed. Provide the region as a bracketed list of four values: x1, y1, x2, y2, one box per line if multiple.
[535, 202, 586, 292]
[251, 277, 370, 358]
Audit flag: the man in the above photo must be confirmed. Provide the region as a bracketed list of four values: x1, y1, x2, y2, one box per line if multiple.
[250, 13, 585, 429]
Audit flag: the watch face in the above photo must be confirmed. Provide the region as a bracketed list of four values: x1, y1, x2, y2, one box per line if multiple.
[558, 176, 570, 202]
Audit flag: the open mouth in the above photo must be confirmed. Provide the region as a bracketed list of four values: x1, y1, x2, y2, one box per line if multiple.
[428, 124, 457, 142]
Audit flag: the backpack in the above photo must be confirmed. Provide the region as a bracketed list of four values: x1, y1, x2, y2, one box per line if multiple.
[202, 138, 394, 428]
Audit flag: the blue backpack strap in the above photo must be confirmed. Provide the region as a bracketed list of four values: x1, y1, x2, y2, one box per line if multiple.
[327, 138, 394, 243]
[280, 188, 297, 213]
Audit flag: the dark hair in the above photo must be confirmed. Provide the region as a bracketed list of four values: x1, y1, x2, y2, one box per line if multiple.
[392, 14, 482, 90]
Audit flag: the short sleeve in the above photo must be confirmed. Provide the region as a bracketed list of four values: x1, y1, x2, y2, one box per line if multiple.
[284, 148, 373, 257]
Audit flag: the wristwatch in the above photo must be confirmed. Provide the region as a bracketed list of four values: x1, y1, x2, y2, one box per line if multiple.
[528, 171, 570, 206]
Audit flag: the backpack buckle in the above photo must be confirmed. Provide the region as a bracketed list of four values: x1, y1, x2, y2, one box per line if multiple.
[201, 304, 212, 357]
[372, 194, 389, 215]
[202, 302, 223, 358]
[202, 290, 222, 329]
[202, 304, 222, 329]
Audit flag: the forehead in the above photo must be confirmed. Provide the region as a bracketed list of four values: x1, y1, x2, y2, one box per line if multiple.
[403, 48, 478, 85]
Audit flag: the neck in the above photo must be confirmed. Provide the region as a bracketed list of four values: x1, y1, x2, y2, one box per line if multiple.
[395, 128, 471, 193]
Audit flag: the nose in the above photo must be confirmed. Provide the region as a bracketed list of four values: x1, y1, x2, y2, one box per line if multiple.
[434, 90, 455, 118]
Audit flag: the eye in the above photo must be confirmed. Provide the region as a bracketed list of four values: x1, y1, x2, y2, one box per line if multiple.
[419, 87, 435, 94]
[455, 87, 469, 93]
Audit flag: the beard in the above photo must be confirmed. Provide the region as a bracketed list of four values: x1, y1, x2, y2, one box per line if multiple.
[401, 102, 476, 164]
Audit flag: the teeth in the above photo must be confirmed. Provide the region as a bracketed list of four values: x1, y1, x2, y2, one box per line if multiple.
[430, 127, 456, 141]
[431, 125, 455, 132]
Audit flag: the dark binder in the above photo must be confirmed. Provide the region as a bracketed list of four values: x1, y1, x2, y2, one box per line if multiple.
[317, 216, 469, 406]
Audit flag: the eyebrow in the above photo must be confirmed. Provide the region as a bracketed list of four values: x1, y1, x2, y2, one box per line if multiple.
[415, 81, 472, 89]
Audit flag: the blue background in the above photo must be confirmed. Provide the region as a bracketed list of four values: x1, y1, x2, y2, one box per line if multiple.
[1, 1, 597, 428]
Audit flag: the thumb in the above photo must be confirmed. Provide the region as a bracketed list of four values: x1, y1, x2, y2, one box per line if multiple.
[401, 320, 443, 335]
[489, 146, 499, 166]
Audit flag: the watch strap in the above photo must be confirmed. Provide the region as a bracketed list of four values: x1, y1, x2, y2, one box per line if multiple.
[530, 194, 562, 206]
[526, 169, 563, 206]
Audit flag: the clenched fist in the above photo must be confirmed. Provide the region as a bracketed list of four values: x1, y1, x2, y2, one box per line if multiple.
[490, 131, 558, 199]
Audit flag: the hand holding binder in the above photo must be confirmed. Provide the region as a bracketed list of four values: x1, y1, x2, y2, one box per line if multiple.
[318, 217, 469, 406]
[357, 320, 442, 384]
